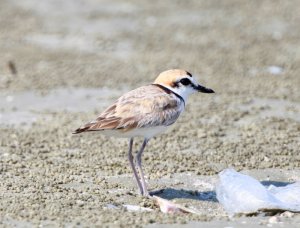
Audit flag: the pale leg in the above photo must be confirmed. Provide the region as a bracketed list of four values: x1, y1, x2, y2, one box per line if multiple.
[128, 138, 143, 195]
[136, 138, 149, 196]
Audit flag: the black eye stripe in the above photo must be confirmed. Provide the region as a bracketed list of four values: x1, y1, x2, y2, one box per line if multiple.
[180, 78, 191, 85]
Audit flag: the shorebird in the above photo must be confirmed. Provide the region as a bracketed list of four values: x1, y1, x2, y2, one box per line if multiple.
[73, 69, 214, 196]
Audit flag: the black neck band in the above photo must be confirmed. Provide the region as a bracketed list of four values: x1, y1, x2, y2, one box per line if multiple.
[152, 84, 185, 106]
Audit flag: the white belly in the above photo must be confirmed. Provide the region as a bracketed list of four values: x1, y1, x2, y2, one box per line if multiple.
[101, 125, 170, 139]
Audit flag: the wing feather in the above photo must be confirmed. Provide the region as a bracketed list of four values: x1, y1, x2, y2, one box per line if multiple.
[73, 85, 183, 134]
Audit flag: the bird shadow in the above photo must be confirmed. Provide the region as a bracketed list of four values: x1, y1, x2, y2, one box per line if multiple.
[261, 180, 292, 188]
[150, 188, 218, 202]
[150, 181, 293, 203]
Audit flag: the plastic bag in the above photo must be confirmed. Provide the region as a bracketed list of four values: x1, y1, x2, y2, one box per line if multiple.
[216, 169, 300, 216]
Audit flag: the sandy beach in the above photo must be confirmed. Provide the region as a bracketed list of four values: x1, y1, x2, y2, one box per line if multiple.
[0, 0, 300, 227]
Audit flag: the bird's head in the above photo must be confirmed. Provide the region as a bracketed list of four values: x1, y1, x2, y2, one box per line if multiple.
[153, 69, 214, 101]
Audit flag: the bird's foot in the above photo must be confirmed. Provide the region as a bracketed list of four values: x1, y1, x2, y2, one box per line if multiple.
[142, 190, 150, 197]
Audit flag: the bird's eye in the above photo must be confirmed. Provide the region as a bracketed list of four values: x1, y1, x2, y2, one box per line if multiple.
[180, 78, 191, 86]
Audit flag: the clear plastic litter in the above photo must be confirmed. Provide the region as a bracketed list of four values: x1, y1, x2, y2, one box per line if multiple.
[216, 169, 300, 216]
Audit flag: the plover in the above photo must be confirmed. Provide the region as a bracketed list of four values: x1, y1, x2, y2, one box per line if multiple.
[73, 69, 214, 196]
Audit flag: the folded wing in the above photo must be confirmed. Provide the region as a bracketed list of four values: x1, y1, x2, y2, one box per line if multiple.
[73, 85, 183, 134]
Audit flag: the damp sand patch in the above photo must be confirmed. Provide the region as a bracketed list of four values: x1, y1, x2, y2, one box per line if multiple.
[0, 87, 127, 127]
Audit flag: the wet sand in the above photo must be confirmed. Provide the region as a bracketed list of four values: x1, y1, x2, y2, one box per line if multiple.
[1, 0, 300, 227]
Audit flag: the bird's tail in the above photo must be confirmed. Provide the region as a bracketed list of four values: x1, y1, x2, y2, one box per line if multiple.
[72, 124, 93, 134]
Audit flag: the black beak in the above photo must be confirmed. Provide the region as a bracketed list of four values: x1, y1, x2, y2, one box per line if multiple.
[195, 84, 215, 93]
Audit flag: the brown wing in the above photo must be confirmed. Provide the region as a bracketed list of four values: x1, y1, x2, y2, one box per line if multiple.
[73, 85, 183, 134]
